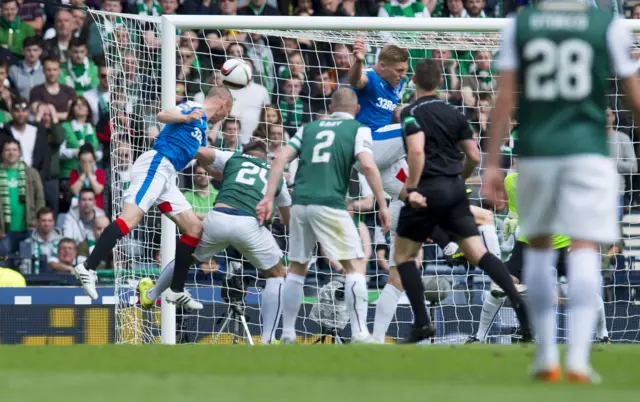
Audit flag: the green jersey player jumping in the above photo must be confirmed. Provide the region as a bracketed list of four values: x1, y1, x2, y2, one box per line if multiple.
[138, 141, 292, 345]
[484, 2, 640, 383]
[257, 88, 391, 344]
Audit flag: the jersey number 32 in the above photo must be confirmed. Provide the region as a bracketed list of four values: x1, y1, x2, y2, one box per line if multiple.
[524, 38, 593, 101]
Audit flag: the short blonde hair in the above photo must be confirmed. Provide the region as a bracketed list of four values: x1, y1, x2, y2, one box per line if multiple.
[378, 45, 409, 65]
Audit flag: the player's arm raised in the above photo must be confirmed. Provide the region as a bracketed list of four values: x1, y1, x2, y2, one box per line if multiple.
[356, 127, 391, 233]
[157, 105, 203, 124]
[483, 19, 517, 209]
[348, 39, 369, 90]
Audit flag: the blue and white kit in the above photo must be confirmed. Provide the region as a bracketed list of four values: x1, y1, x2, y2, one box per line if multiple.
[352, 69, 402, 131]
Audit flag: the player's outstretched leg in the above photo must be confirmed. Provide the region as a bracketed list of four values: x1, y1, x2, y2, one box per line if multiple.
[468, 292, 504, 344]
[164, 210, 204, 307]
[75, 203, 142, 300]
[341, 258, 376, 344]
[261, 263, 285, 344]
[458, 236, 532, 343]
[595, 293, 610, 343]
[281, 262, 307, 343]
[142, 259, 203, 310]
[566, 244, 602, 383]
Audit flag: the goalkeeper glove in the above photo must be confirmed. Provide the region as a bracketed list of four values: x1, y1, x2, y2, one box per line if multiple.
[503, 210, 519, 239]
[443, 242, 466, 267]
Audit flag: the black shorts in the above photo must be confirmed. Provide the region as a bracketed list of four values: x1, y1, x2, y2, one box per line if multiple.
[396, 176, 478, 243]
[505, 241, 569, 280]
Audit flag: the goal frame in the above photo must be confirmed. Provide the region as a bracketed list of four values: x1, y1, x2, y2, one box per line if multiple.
[154, 15, 640, 344]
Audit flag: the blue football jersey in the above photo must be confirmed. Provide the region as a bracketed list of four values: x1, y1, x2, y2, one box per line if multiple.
[153, 101, 208, 171]
[352, 69, 401, 131]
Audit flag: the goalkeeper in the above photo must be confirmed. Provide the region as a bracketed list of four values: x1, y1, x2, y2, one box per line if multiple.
[466, 168, 610, 344]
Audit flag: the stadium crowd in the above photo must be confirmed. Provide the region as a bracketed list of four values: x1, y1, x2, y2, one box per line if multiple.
[0, 0, 637, 290]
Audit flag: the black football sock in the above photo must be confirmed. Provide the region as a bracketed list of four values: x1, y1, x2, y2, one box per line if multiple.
[396, 261, 431, 328]
[169, 234, 200, 292]
[85, 218, 129, 271]
[430, 226, 453, 250]
[477, 252, 525, 308]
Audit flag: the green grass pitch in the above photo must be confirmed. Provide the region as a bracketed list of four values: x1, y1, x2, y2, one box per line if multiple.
[1, 344, 638, 402]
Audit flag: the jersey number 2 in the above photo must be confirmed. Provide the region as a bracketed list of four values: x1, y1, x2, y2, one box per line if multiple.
[236, 162, 268, 194]
[524, 38, 593, 101]
[311, 130, 335, 163]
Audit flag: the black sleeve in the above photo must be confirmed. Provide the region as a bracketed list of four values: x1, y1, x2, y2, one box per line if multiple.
[400, 106, 422, 137]
[458, 113, 474, 141]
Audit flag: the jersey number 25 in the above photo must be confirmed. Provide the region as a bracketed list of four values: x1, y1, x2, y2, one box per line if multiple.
[524, 38, 593, 101]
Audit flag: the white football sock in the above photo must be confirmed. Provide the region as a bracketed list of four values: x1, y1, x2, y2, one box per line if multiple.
[147, 260, 175, 301]
[261, 277, 284, 344]
[345, 272, 370, 338]
[595, 293, 608, 339]
[523, 247, 559, 370]
[281, 273, 305, 340]
[373, 283, 402, 342]
[478, 224, 501, 259]
[476, 292, 504, 342]
[566, 248, 601, 373]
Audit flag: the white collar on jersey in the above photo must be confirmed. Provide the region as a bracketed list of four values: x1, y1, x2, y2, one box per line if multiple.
[329, 112, 355, 120]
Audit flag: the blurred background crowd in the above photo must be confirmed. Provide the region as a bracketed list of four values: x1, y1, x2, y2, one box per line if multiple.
[0, 0, 637, 296]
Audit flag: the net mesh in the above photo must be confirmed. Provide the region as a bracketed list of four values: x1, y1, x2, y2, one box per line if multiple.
[91, 10, 640, 344]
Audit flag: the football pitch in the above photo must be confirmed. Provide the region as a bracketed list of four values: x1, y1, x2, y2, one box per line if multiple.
[1, 344, 638, 402]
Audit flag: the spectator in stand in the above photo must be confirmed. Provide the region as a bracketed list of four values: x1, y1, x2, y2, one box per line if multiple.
[253, 104, 282, 139]
[26, 207, 63, 272]
[82, 59, 109, 126]
[9, 36, 44, 101]
[230, 58, 270, 143]
[179, 0, 221, 14]
[183, 163, 218, 221]
[431, 48, 461, 103]
[278, 51, 306, 83]
[315, 0, 347, 16]
[18, 0, 44, 36]
[378, 0, 430, 17]
[309, 69, 333, 115]
[34, 103, 64, 214]
[60, 38, 99, 95]
[0, 138, 45, 257]
[42, 8, 74, 63]
[215, 117, 243, 151]
[177, 43, 204, 96]
[445, 0, 468, 17]
[330, 43, 353, 88]
[464, 0, 486, 17]
[277, 77, 311, 137]
[239, 0, 280, 15]
[226, 42, 246, 59]
[266, 123, 285, 161]
[30, 57, 77, 122]
[607, 107, 637, 221]
[160, 0, 180, 15]
[0, 60, 13, 122]
[48, 237, 84, 274]
[62, 187, 105, 246]
[77, 215, 111, 268]
[70, 9, 86, 37]
[294, 0, 314, 15]
[220, 0, 239, 16]
[461, 50, 494, 95]
[245, 33, 276, 94]
[129, 0, 163, 15]
[631, 4, 640, 19]
[69, 144, 106, 210]
[0, 0, 34, 58]
[60, 97, 100, 179]
[1, 97, 49, 179]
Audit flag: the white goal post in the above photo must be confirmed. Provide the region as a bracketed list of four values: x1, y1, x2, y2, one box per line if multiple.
[91, 10, 640, 345]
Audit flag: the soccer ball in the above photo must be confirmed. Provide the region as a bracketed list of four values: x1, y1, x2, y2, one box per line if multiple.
[422, 276, 451, 304]
[221, 58, 252, 90]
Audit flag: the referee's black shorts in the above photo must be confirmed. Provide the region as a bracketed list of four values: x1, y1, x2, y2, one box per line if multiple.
[505, 241, 569, 280]
[396, 176, 478, 243]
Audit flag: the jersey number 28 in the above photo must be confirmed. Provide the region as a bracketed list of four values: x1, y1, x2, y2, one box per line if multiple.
[236, 162, 268, 194]
[524, 38, 593, 101]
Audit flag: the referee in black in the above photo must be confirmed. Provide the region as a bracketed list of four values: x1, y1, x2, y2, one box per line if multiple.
[395, 58, 532, 343]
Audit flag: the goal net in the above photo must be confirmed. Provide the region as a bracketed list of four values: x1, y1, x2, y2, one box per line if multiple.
[91, 11, 640, 344]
